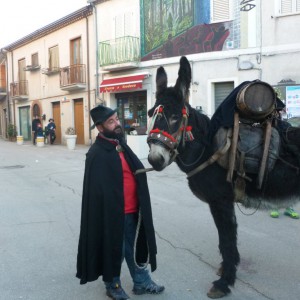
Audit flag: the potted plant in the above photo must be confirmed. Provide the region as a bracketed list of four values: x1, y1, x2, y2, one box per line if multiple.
[7, 124, 17, 142]
[65, 127, 77, 150]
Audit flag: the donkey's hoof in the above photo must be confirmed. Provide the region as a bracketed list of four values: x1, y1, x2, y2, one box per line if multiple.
[207, 286, 226, 299]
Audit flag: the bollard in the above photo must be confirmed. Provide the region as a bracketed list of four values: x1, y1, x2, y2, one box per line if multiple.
[36, 136, 44, 147]
[16, 136, 24, 145]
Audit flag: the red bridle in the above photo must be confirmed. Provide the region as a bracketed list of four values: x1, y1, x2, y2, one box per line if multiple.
[147, 105, 194, 153]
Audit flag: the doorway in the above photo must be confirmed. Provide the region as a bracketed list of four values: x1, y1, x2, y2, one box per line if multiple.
[19, 106, 31, 140]
[74, 98, 84, 144]
[52, 102, 61, 144]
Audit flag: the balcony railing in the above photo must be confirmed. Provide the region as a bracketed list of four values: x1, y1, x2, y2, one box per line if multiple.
[59, 64, 86, 91]
[99, 36, 140, 69]
[10, 80, 28, 100]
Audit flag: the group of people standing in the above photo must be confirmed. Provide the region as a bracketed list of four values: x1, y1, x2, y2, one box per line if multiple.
[31, 116, 56, 145]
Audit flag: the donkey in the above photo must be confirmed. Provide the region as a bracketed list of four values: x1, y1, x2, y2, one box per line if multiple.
[147, 56, 300, 298]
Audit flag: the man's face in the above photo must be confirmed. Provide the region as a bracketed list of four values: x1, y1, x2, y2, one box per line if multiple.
[97, 113, 123, 139]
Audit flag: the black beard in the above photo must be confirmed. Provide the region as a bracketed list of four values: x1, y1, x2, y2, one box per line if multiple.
[102, 125, 124, 141]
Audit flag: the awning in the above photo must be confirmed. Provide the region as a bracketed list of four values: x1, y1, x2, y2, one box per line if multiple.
[100, 74, 147, 93]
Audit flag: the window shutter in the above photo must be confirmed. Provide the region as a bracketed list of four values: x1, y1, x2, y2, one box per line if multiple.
[49, 46, 59, 70]
[281, 0, 293, 14]
[214, 82, 234, 111]
[212, 0, 230, 22]
[115, 12, 135, 38]
[297, 0, 300, 11]
[31, 53, 39, 66]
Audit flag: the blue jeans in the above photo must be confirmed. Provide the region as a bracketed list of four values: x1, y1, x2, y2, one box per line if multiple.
[105, 213, 151, 289]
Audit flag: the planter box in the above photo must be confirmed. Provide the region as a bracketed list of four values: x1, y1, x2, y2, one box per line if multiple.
[65, 135, 77, 150]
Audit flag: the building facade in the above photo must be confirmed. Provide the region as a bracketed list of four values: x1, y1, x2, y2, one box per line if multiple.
[1, 0, 300, 147]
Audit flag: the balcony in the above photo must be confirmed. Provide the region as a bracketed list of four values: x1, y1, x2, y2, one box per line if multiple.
[99, 36, 140, 71]
[10, 80, 29, 100]
[24, 65, 41, 72]
[60, 64, 86, 91]
[41, 67, 60, 76]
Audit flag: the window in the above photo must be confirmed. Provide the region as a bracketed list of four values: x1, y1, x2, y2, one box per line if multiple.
[114, 11, 136, 38]
[211, 0, 232, 23]
[214, 81, 234, 111]
[277, 0, 300, 14]
[31, 53, 39, 66]
[49, 45, 59, 71]
[70, 38, 82, 65]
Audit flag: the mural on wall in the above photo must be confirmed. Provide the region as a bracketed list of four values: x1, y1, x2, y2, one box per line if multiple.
[140, 0, 233, 61]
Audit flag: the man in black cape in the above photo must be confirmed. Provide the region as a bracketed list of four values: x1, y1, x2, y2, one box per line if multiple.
[76, 105, 164, 300]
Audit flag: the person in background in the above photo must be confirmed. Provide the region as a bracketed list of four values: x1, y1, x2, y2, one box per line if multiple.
[32, 115, 41, 145]
[46, 118, 56, 145]
[270, 207, 299, 219]
[270, 101, 299, 219]
[76, 105, 164, 300]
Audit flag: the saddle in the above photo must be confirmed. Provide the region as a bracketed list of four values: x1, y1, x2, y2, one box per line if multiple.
[213, 81, 281, 202]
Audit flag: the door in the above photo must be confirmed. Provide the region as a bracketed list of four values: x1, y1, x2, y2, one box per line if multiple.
[19, 106, 31, 140]
[70, 38, 82, 83]
[52, 102, 61, 144]
[74, 99, 84, 144]
[116, 91, 147, 135]
[18, 59, 26, 94]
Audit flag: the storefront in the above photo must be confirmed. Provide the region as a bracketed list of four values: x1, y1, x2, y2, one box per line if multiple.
[99, 73, 150, 158]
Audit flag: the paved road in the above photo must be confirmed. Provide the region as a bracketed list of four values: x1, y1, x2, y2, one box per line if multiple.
[0, 139, 299, 300]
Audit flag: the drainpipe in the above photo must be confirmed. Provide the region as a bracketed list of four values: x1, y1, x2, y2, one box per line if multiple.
[87, 0, 100, 101]
[86, 14, 92, 144]
[1, 48, 11, 124]
[11, 51, 16, 128]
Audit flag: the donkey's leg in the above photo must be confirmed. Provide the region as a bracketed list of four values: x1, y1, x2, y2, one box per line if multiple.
[207, 200, 239, 298]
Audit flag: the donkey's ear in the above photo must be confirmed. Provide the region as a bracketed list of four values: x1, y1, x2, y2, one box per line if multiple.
[156, 66, 168, 94]
[174, 56, 191, 102]
[148, 106, 155, 117]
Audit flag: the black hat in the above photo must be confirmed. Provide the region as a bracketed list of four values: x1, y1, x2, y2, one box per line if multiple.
[90, 105, 117, 129]
[49, 118, 54, 122]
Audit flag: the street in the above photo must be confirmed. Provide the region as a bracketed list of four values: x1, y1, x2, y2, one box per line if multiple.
[0, 139, 299, 300]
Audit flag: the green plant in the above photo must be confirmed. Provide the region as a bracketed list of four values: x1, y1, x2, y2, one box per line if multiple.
[65, 127, 76, 135]
[7, 124, 17, 138]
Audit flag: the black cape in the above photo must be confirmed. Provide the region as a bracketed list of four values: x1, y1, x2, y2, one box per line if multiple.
[76, 136, 157, 284]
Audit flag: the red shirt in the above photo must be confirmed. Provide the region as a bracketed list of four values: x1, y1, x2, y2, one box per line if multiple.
[119, 151, 138, 214]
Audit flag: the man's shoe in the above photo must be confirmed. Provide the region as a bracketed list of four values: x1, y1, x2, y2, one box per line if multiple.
[106, 284, 130, 300]
[132, 280, 165, 295]
[284, 207, 300, 219]
[270, 210, 279, 218]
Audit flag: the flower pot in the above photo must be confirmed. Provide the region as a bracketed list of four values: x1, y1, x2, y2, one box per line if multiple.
[36, 136, 45, 147]
[65, 135, 77, 150]
[17, 136, 24, 145]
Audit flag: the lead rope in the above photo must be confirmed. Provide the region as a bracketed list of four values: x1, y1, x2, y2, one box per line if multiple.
[133, 208, 150, 269]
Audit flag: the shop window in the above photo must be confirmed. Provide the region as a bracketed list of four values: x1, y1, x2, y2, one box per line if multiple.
[116, 92, 147, 135]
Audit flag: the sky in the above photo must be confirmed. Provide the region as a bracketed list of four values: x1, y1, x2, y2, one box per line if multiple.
[0, 0, 88, 48]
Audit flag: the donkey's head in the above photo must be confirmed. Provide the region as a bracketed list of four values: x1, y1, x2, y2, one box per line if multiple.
[147, 56, 192, 171]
